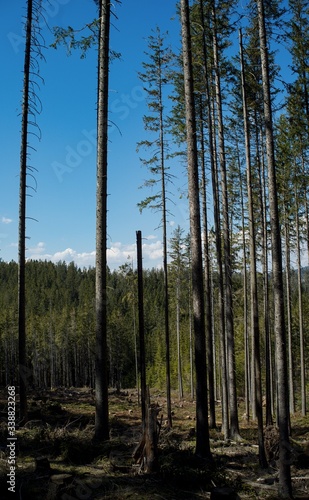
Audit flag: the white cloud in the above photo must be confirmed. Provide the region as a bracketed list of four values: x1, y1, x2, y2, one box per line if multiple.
[27, 244, 96, 268]
[25, 239, 163, 270]
[28, 241, 46, 255]
[1, 216, 12, 224]
[142, 240, 163, 261]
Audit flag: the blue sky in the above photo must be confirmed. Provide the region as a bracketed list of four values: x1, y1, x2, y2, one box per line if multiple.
[0, 0, 295, 270]
[0, 0, 188, 270]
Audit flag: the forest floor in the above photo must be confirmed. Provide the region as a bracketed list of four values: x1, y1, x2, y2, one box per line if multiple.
[0, 387, 308, 499]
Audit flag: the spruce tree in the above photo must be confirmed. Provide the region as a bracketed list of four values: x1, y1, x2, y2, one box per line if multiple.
[137, 28, 175, 427]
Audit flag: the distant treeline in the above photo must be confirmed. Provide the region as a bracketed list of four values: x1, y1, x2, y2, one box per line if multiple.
[0, 258, 308, 406]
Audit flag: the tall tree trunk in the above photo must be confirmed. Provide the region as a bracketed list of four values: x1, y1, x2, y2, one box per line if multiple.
[211, 105, 228, 439]
[199, 100, 216, 429]
[257, 0, 292, 495]
[258, 131, 274, 424]
[176, 273, 184, 400]
[213, 5, 240, 441]
[180, 0, 211, 460]
[19, 0, 34, 421]
[235, 137, 249, 422]
[160, 78, 173, 429]
[198, 0, 228, 436]
[295, 192, 306, 416]
[284, 219, 295, 415]
[240, 29, 267, 467]
[94, 0, 110, 442]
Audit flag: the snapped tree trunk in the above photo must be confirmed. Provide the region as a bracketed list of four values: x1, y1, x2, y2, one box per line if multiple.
[136, 230, 147, 428]
[133, 395, 160, 473]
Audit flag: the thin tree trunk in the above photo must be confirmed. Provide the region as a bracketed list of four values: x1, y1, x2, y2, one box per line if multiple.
[284, 219, 295, 415]
[159, 74, 172, 428]
[211, 105, 228, 439]
[240, 29, 267, 466]
[94, 0, 110, 442]
[213, 6, 240, 441]
[259, 133, 274, 424]
[198, 100, 216, 429]
[257, 0, 292, 495]
[199, 3, 228, 436]
[136, 231, 147, 429]
[235, 136, 249, 422]
[176, 275, 184, 400]
[18, 0, 34, 421]
[180, 0, 211, 459]
[295, 192, 306, 416]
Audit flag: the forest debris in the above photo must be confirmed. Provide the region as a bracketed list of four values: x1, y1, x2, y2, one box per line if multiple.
[244, 480, 277, 492]
[210, 486, 240, 499]
[46, 473, 73, 499]
[256, 475, 277, 485]
[24, 419, 46, 429]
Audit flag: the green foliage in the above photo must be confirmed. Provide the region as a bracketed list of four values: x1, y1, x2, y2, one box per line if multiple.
[0, 260, 189, 392]
[51, 19, 121, 60]
[137, 27, 176, 223]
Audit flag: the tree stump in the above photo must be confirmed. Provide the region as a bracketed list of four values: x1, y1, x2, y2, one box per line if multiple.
[133, 404, 160, 473]
[264, 425, 280, 463]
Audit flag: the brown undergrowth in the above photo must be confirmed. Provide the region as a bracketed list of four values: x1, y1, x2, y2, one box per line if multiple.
[0, 388, 308, 499]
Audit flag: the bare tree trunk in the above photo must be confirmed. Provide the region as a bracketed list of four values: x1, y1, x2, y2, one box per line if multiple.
[213, 6, 240, 441]
[180, 0, 211, 460]
[18, 0, 34, 421]
[211, 107, 228, 439]
[257, 0, 292, 495]
[94, 0, 110, 442]
[198, 1, 228, 436]
[160, 82, 173, 428]
[136, 231, 147, 429]
[176, 275, 184, 400]
[259, 134, 274, 424]
[239, 28, 267, 467]
[235, 137, 249, 422]
[198, 100, 216, 429]
[295, 193, 306, 416]
[284, 219, 295, 415]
